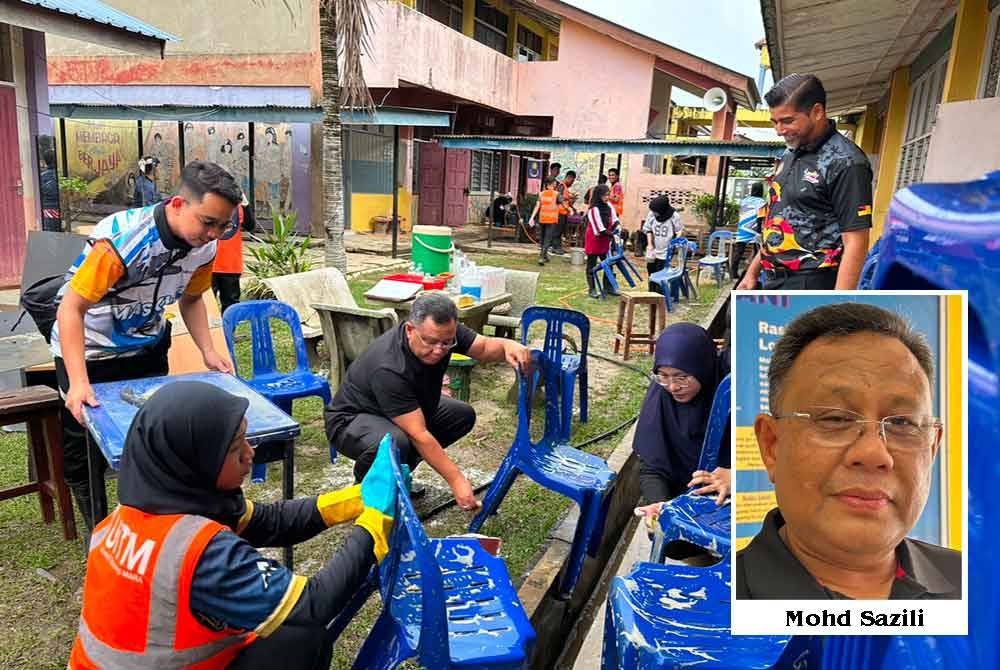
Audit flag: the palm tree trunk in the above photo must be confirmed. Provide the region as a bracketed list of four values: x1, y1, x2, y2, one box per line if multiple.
[320, 1, 347, 272]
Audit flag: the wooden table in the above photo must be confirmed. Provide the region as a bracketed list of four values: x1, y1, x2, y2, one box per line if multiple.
[367, 292, 512, 334]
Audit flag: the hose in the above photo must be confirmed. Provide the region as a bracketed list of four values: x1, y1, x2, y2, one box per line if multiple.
[418, 306, 653, 522]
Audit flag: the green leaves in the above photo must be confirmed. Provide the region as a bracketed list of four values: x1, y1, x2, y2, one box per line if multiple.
[244, 211, 314, 298]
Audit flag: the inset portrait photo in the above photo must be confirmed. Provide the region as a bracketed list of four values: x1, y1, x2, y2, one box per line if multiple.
[730, 291, 967, 636]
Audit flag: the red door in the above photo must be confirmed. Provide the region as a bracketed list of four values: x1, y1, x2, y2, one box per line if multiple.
[0, 87, 26, 287]
[443, 149, 470, 228]
[507, 155, 521, 199]
[418, 142, 445, 226]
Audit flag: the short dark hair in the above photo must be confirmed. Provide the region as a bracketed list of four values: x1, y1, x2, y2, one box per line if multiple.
[549, 162, 561, 172]
[565, 170, 576, 179]
[597, 174, 608, 184]
[750, 181, 764, 198]
[153, 132, 162, 140]
[768, 303, 934, 411]
[179, 160, 241, 206]
[542, 176, 555, 187]
[764, 73, 827, 113]
[409, 292, 458, 326]
[42, 149, 56, 168]
[607, 167, 619, 176]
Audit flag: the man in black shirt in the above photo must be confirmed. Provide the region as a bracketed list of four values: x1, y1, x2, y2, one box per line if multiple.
[738, 74, 873, 291]
[324, 293, 531, 512]
[736, 303, 960, 599]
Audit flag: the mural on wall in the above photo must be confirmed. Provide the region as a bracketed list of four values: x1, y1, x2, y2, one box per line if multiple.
[143, 122, 180, 195]
[183, 121, 251, 205]
[254, 124, 295, 220]
[548, 151, 630, 197]
[63, 119, 139, 206]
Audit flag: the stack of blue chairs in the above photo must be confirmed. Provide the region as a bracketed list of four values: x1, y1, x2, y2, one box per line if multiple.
[592, 237, 642, 298]
[649, 237, 698, 312]
[351, 435, 536, 669]
[519, 306, 589, 442]
[222, 300, 333, 482]
[470, 350, 615, 597]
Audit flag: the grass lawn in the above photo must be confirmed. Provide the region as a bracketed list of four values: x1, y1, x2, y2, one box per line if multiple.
[0, 248, 723, 669]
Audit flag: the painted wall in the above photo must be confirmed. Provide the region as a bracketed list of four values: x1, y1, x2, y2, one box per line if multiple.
[10, 26, 40, 236]
[364, 1, 518, 112]
[514, 19, 654, 138]
[45, 0, 321, 96]
[351, 190, 413, 232]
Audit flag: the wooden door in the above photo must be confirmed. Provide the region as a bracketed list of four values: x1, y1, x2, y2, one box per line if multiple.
[444, 149, 470, 227]
[0, 87, 26, 287]
[418, 142, 445, 226]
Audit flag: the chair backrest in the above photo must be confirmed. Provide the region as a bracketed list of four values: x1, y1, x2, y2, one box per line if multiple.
[707, 230, 734, 258]
[512, 350, 565, 453]
[666, 238, 690, 272]
[378, 433, 450, 669]
[519, 306, 590, 366]
[262, 268, 357, 334]
[504, 270, 540, 319]
[697, 374, 731, 472]
[222, 300, 311, 380]
[313, 303, 398, 389]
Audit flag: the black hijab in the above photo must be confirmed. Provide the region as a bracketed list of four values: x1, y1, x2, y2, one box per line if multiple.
[632, 323, 720, 489]
[591, 184, 612, 226]
[649, 194, 675, 222]
[118, 381, 250, 526]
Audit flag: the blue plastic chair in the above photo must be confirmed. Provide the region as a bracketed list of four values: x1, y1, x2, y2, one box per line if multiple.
[470, 351, 615, 596]
[649, 237, 694, 313]
[696, 230, 734, 288]
[650, 375, 731, 562]
[592, 236, 642, 298]
[353, 434, 536, 670]
[602, 554, 800, 669]
[868, 171, 998, 667]
[222, 300, 333, 481]
[519, 306, 589, 442]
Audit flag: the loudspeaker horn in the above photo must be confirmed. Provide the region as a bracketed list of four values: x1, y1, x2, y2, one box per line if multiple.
[703, 87, 728, 113]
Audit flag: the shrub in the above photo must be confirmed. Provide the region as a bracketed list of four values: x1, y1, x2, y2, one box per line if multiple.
[58, 176, 92, 230]
[692, 194, 739, 229]
[244, 211, 313, 299]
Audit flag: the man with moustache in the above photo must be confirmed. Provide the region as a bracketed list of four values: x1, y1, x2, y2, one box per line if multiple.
[736, 303, 960, 599]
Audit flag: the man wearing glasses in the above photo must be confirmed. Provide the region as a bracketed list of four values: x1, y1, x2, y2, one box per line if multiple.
[325, 293, 531, 512]
[51, 160, 240, 533]
[736, 303, 960, 599]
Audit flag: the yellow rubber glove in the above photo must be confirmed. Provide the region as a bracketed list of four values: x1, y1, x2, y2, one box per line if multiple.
[316, 484, 364, 526]
[354, 437, 399, 563]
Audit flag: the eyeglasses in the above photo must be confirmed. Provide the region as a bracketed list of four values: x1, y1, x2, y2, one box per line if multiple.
[654, 372, 694, 388]
[199, 216, 237, 240]
[409, 327, 457, 351]
[771, 406, 942, 451]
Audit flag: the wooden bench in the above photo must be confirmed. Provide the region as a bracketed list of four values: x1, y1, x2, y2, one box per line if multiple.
[0, 386, 76, 540]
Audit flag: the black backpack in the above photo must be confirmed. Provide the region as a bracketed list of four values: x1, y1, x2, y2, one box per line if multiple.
[20, 273, 67, 343]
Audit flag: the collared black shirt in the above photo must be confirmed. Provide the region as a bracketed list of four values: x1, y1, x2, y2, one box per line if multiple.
[761, 121, 873, 273]
[736, 508, 961, 600]
[323, 322, 477, 441]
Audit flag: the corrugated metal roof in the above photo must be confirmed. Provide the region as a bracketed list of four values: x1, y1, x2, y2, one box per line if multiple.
[436, 134, 787, 157]
[16, 0, 179, 42]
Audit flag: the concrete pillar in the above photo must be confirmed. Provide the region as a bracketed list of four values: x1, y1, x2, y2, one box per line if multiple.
[507, 10, 518, 58]
[942, 0, 990, 102]
[854, 104, 879, 155]
[706, 106, 735, 176]
[872, 67, 911, 241]
[462, 0, 475, 38]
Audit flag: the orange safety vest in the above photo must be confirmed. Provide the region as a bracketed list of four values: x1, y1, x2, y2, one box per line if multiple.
[70, 506, 256, 669]
[610, 182, 624, 217]
[559, 183, 576, 215]
[213, 205, 244, 275]
[538, 189, 560, 224]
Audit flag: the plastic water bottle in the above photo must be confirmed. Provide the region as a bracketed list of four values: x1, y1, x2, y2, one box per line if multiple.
[461, 266, 482, 301]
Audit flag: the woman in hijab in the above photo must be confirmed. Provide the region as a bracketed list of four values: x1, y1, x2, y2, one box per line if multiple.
[633, 323, 731, 522]
[584, 183, 620, 298]
[641, 194, 684, 293]
[70, 381, 399, 670]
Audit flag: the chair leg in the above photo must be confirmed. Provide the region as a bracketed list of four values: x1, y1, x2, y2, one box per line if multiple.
[601, 598, 621, 670]
[622, 300, 636, 361]
[659, 281, 673, 313]
[613, 297, 625, 355]
[586, 491, 613, 557]
[468, 462, 520, 533]
[28, 418, 55, 525]
[352, 611, 413, 670]
[647, 303, 656, 355]
[42, 412, 76, 541]
[559, 500, 594, 597]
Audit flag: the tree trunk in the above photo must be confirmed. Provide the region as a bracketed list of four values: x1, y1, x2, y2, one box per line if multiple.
[320, 2, 347, 273]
